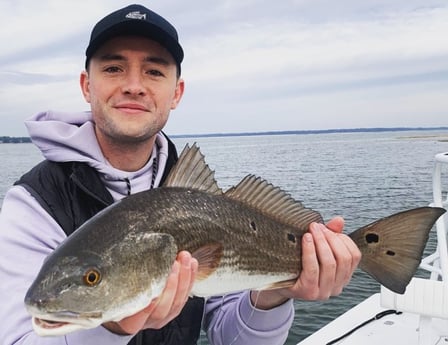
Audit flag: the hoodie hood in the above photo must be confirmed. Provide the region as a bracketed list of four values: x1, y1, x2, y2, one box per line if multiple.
[25, 110, 169, 199]
[25, 111, 104, 165]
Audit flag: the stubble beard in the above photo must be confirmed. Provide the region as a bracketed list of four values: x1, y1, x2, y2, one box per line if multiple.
[101, 119, 163, 146]
[94, 106, 169, 145]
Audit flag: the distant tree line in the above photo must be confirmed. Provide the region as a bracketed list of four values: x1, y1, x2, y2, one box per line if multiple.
[0, 136, 31, 143]
[171, 126, 448, 138]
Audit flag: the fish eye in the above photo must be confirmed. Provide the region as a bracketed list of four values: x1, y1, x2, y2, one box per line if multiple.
[83, 268, 101, 287]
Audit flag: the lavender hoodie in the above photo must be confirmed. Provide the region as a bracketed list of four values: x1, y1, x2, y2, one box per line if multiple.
[0, 111, 294, 345]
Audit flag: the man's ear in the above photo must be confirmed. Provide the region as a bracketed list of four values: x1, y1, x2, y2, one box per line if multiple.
[80, 71, 91, 103]
[171, 78, 185, 110]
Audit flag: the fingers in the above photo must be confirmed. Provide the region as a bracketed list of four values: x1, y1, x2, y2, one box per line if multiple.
[293, 221, 360, 301]
[322, 217, 361, 288]
[307, 223, 337, 299]
[141, 251, 196, 330]
[335, 231, 362, 280]
[320, 225, 358, 295]
[293, 231, 321, 300]
[169, 251, 198, 313]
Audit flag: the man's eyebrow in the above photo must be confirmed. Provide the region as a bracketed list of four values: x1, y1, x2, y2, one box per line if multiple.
[144, 56, 171, 66]
[97, 54, 171, 66]
[98, 53, 126, 62]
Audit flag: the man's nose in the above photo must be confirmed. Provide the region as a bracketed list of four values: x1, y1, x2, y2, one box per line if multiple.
[122, 72, 146, 96]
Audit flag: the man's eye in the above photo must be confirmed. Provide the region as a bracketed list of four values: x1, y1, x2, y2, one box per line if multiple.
[148, 69, 164, 77]
[104, 66, 121, 73]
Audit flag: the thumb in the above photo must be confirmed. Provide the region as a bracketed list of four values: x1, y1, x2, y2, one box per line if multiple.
[325, 216, 344, 233]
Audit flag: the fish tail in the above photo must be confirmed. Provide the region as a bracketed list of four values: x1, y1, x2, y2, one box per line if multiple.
[349, 206, 445, 294]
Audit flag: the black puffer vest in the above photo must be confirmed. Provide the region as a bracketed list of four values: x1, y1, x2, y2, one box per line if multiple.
[15, 137, 204, 345]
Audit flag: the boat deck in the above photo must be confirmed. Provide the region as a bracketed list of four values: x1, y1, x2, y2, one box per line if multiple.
[297, 293, 448, 345]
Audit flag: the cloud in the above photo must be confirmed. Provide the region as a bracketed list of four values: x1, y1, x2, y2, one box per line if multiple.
[183, 5, 448, 80]
[172, 3, 448, 133]
[0, 0, 447, 136]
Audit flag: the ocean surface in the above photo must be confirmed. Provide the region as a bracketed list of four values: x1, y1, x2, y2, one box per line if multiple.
[1, 129, 448, 344]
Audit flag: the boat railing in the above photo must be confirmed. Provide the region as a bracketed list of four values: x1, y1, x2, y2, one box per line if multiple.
[380, 152, 448, 344]
[424, 152, 448, 280]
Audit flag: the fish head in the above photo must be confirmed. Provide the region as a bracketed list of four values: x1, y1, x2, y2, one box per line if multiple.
[24, 250, 121, 335]
[25, 232, 178, 336]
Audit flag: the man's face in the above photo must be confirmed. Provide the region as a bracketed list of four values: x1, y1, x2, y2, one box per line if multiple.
[80, 36, 184, 145]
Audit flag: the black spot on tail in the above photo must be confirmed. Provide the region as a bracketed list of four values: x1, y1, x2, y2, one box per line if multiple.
[386, 250, 396, 256]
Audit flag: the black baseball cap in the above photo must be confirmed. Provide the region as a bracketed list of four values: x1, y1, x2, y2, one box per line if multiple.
[85, 4, 183, 72]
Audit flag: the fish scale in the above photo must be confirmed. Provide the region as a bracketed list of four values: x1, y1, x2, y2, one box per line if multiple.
[145, 187, 302, 273]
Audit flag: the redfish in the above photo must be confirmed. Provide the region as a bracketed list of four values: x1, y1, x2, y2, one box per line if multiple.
[25, 144, 445, 336]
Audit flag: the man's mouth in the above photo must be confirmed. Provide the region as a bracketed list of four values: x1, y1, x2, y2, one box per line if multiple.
[115, 103, 148, 113]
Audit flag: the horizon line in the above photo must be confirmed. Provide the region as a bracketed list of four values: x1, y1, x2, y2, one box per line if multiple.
[169, 126, 448, 138]
[2, 126, 448, 141]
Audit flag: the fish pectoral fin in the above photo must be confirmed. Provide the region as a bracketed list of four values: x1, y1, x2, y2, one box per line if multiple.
[191, 243, 224, 281]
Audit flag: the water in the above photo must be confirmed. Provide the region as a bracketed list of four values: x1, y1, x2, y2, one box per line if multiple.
[1, 130, 448, 344]
[0, 143, 42, 201]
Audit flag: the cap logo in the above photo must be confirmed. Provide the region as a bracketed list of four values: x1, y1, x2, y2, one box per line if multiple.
[125, 11, 147, 20]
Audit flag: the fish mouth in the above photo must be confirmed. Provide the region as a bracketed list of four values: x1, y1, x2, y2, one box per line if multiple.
[34, 317, 69, 329]
[30, 311, 103, 336]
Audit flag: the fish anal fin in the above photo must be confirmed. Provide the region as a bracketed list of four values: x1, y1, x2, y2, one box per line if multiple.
[163, 143, 222, 195]
[350, 206, 445, 294]
[263, 278, 297, 290]
[225, 175, 323, 229]
[191, 243, 224, 281]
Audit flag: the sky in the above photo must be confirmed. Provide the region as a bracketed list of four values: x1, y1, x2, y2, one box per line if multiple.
[1, 0, 447, 136]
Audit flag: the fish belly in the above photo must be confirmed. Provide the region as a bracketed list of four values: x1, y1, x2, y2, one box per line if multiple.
[191, 266, 297, 297]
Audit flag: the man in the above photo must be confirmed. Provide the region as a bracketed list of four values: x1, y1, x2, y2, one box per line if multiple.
[0, 4, 360, 345]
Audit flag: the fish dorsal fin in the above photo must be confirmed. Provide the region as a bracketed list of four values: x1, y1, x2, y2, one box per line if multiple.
[163, 143, 222, 195]
[225, 175, 323, 228]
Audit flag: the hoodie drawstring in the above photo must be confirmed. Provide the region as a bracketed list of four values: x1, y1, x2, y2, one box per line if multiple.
[124, 177, 131, 195]
[123, 156, 158, 196]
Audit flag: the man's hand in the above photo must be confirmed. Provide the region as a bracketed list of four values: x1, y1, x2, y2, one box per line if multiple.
[103, 251, 198, 335]
[251, 217, 361, 309]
